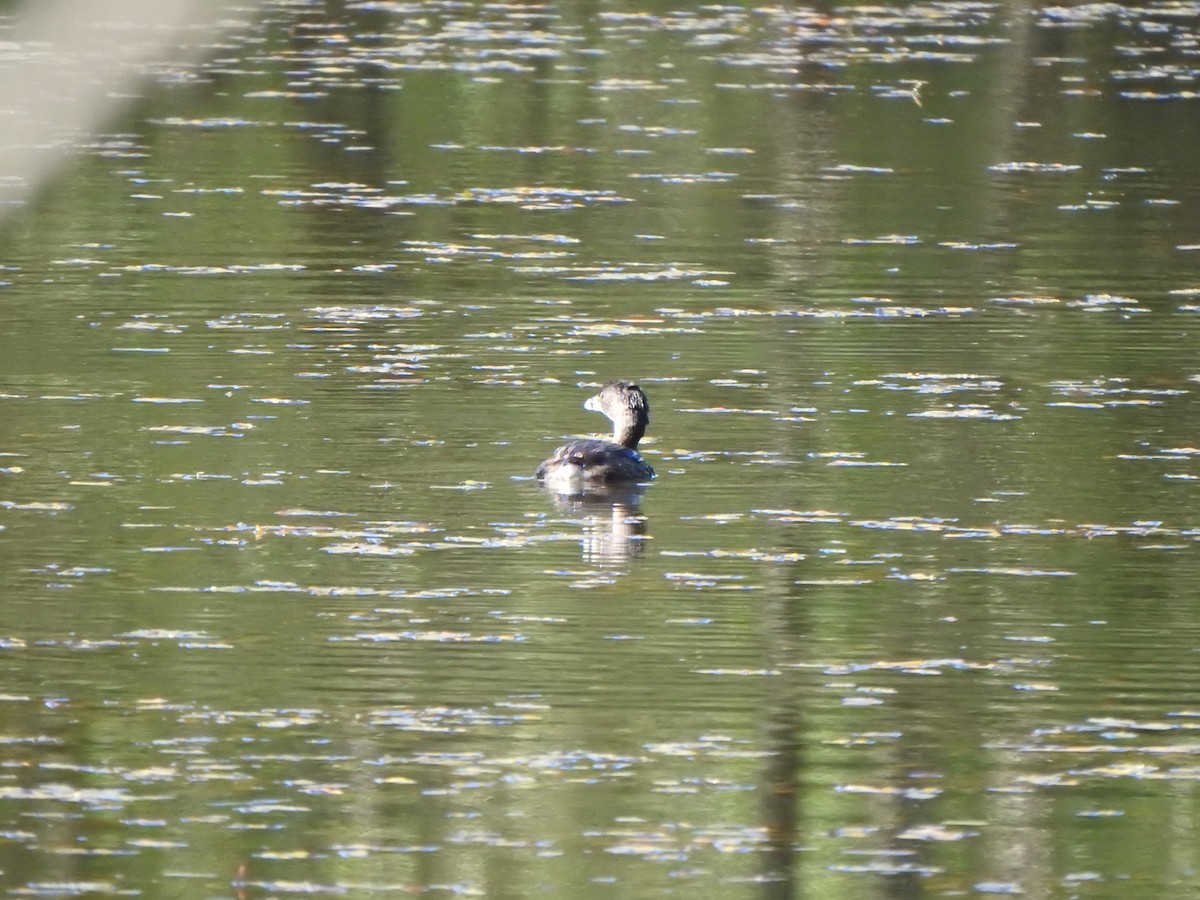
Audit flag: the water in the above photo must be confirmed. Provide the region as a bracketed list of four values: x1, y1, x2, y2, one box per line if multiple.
[1, 1, 1199, 897]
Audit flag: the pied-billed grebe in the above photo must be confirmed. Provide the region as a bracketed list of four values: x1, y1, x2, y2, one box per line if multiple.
[536, 380, 656, 492]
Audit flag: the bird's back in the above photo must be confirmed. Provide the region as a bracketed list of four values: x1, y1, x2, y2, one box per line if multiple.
[536, 438, 655, 490]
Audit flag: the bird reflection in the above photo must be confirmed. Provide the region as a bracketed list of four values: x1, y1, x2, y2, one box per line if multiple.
[543, 483, 649, 563]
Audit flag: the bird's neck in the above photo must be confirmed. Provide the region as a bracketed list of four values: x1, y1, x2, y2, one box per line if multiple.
[613, 418, 645, 449]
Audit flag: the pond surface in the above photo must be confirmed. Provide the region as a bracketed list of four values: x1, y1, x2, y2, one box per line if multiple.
[1, 1, 1199, 897]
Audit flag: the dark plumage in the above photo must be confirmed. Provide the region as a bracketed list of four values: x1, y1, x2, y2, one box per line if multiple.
[535, 381, 655, 492]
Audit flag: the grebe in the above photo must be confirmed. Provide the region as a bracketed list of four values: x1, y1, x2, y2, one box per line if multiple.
[535, 380, 655, 493]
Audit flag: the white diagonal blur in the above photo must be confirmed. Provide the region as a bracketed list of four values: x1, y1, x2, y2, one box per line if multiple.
[0, 0, 258, 218]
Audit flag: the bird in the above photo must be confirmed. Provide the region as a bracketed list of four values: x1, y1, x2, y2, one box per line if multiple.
[535, 380, 655, 494]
